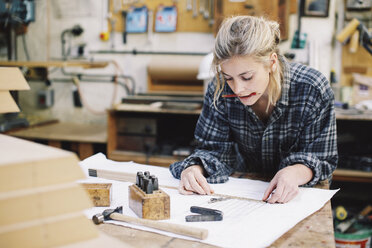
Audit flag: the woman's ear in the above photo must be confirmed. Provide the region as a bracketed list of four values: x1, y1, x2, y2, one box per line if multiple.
[270, 53, 278, 72]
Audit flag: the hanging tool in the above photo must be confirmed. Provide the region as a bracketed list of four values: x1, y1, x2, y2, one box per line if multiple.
[92, 206, 208, 240]
[209, 0, 214, 26]
[203, 0, 209, 19]
[199, 0, 205, 14]
[186, 0, 192, 10]
[193, 0, 198, 18]
[121, 11, 127, 44]
[336, 205, 372, 233]
[186, 206, 223, 222]
[336, 18, 372, 55]
[335, 205, 348, 221]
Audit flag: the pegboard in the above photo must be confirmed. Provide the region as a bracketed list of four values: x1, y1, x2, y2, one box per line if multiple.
[109, 0, 214, 33]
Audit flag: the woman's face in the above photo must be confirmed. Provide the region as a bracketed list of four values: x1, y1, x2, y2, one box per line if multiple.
[220, 54, 273, 106]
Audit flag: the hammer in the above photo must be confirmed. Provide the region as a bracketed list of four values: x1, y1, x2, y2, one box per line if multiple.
[92, 206, 208, 240]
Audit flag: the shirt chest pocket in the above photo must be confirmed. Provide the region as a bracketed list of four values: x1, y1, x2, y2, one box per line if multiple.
[279, 131, 299, 158]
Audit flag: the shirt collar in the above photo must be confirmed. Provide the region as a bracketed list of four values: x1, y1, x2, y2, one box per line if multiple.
[276, 55, 291, 107]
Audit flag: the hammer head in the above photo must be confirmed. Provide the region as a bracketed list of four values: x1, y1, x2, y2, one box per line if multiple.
[92, 206, 123, 225]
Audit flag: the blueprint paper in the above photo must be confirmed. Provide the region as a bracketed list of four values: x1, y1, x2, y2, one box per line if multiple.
[80, 153, 338, 248]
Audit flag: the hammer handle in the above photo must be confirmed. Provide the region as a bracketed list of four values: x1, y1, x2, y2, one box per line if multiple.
[109, 212, 208, 240]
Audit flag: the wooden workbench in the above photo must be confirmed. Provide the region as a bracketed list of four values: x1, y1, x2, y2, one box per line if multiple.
[94, 180, 335, 248]
[0, 60, 109, 69]
[7, 122, 107, 160]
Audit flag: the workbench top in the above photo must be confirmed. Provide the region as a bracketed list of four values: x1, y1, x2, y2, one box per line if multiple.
[94, 180, 335, 248]
[7, 122, 107, 143]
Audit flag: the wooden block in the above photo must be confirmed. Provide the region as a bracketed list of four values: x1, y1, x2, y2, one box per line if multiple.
[0, 212, 98, 248]
[128, 184, 170, 220]
[0, 182, 93, 227]
[81, 183, 112, 207]
[0, 135, 98, 247]
[0, 135, 84, 192]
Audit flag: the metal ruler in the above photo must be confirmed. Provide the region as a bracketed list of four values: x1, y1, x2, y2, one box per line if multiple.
[88, 168, 264, 203]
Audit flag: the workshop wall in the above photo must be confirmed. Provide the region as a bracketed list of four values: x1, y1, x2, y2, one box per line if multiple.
[9, 0, 337, 125]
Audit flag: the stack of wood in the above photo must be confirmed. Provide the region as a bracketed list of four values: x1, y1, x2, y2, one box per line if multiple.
[0, 68, 98, 247]
[0, 135, 99, 247]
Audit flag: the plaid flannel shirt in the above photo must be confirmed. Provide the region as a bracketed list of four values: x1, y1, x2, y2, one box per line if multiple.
[170, 57, 338, 186]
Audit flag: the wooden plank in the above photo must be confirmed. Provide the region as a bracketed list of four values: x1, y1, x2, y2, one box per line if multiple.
[0, 135, 83, 192]
[0, 212, 98, 248]
[108, 150, 182, 167]
[336, 112, 372, 121]
[333, 169, 372, 183]
[0, 135, 99, 247]
[0, 91, 20, 114]
[0, 183, 92, 226]
[0, 67, 30, 90]
[8, 122, 107, 144]
[114, 103, 201, 115]
[0, 61, 109, 69]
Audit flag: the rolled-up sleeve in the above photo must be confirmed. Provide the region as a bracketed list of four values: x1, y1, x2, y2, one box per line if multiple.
[279, 89, 338, 186]
[169, 81, 235, 183]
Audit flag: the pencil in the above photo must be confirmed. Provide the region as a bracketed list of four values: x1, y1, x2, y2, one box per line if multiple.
[222, 94, 238, 98]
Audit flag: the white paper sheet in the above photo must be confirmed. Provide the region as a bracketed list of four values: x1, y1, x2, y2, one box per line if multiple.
[80, 153, 338, 248]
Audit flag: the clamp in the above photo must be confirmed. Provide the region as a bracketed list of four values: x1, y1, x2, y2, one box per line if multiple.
[185, 206, 223, 222]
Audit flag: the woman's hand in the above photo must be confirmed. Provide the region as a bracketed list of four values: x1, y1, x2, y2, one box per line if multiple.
[179, 165, 214, 195]
[262, 164, 313, 204]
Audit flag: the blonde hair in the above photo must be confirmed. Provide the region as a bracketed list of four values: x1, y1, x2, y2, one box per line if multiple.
[212, 16, 283, 111]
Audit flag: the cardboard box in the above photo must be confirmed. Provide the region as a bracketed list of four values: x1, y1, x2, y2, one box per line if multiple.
[352, 73, 372, 105]
[0, 67, 30, 113]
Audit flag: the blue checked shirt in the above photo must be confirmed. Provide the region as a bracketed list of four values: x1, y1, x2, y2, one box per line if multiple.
[170, 58, 338, 186]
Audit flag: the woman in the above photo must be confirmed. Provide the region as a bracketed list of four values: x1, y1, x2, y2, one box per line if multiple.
[170, 16, 337, 203]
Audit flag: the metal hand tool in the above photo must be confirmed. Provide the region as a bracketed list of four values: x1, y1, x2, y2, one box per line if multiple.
[199, 0, 205, 14]
[208, 197, 229, 204]
[203, 0, 209, 19]
[193, 0, 198, 18]
[92, 206, 208, 240]
[186, 0, 192, 10]
[186, 206, 223, 222]
[209, 0, 214, 26]
[336, 205, 372, 233]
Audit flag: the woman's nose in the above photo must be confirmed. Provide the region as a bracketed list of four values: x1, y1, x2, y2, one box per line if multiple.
[234, 80, 247, 94]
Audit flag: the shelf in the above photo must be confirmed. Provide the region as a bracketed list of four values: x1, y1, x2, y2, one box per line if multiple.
[333, 169, 372, 183]
[113, 103, 202, 115]
[108, 150, 186, 167]
[335, 110, 372, 121]
[0, 60, 109, 69]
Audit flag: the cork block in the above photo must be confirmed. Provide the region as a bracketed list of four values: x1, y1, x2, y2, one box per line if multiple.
[128, 184, 170, 220]
[81, 183, 112, 207]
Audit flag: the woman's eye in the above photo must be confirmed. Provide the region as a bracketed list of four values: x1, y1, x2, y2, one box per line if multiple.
[242, 76, 252, 81]
[224, 77, 233, 81]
